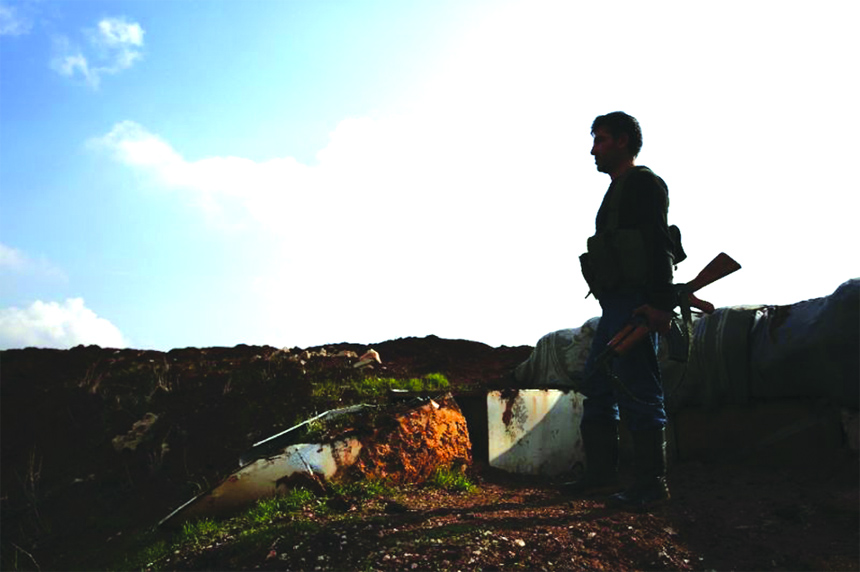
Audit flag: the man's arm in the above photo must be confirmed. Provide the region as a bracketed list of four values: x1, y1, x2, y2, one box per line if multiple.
[629, 170, 675, 310]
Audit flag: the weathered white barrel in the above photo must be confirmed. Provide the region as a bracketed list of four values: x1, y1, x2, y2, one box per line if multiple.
[487, 389, 585, 476]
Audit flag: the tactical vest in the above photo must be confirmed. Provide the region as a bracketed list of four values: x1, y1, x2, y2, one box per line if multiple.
[579, 167, 685, 298]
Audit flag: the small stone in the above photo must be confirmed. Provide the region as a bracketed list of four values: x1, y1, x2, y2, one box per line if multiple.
[514, 539, 526, 547]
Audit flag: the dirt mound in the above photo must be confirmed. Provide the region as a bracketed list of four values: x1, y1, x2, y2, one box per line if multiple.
[0, 337, 530, 569]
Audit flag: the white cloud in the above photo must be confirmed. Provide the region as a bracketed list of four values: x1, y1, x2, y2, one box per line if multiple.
[0, 298, 128, 349]
[91, 17, 144, 70]
[92, 98, 577, 249]
[0, 242, 26, 270]
[92, 120, 182, 171]
[0, 3, 32, 36]
[51, 16, 145, 88]
[96, 17, 144, 47]
[0, 243, 67, 282]
[52, 50, 91, 79]
[91, 113, 582, 348]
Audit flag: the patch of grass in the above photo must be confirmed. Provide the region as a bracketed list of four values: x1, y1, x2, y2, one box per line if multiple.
[417, 372, 450, 391]
[119, 479, 402, 571]
[112, 528, 173, 571]
[118, 487, 322, 570]
[428, 466, 477, 493]
[244, 487, 317, 525]
[329, 477, 396, 501]
[230, 520, 316, 558]
[136, 538, 171, 567]
[310, 373, 451, 407]
[120, 470, 478, 571]
[301, 373, 452, 437]
[179, 517, 223, 547]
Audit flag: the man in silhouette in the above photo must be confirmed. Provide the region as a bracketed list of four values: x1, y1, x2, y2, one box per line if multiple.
[571, 111, 677, 507]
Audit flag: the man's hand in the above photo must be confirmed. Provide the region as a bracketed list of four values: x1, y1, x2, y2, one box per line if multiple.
[632, 304, 673, 335]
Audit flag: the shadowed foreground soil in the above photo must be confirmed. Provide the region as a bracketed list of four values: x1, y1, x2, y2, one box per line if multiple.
[1, 337, 857, 571]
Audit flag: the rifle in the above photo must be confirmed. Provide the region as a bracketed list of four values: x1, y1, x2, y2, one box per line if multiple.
[587, 253, 741, 399]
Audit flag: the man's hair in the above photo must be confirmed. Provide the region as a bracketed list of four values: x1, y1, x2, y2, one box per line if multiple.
[591, 112, 643, 158]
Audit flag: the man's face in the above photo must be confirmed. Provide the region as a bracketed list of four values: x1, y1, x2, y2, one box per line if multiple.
[590, 126, 629, 175]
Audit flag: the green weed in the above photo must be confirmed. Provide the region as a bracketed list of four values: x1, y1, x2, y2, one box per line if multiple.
[428, 466, 476, 493]
[132, 538, 170, 570]
[119, 481, 390, 570]
[310, 373, 450, 405]
[113, 528, 173, 571]
[179, 517, 222, 547]
[329, 478, 396, 500]
[419, 372, 450, 391]
[119, 488, 320, 570]
[244, 488, 316, 524]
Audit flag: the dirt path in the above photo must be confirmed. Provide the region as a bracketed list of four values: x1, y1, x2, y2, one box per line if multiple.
[168, 457, 859, 571]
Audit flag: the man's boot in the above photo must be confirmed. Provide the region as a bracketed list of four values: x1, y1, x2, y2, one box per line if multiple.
[560, 421, 620, 495]
[609, 427, 670, 508]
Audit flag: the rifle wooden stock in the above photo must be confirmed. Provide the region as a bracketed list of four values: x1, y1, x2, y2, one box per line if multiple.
[687, 293, 714, 314]
[678, 252, 740, 315]
[684, 252, 741, 294]
[608, 318, 651, 355]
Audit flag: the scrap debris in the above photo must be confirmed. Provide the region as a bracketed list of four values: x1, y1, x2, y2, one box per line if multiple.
[354, 349, 382, 369]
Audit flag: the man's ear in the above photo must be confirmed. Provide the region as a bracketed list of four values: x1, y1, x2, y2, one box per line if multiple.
[616, 132, 630, 151]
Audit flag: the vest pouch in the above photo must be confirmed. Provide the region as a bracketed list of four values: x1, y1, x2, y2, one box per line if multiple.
[579, 252, 597, 295]
[586, 229, 649, 293]
[668, 224, 687, 265]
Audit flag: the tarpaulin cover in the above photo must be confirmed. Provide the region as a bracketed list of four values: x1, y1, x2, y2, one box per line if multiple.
[670, 307, 758, 409]
[748, 279, 859, 408]
[513, 318, 599, 390]
[514, 279, 859, 410]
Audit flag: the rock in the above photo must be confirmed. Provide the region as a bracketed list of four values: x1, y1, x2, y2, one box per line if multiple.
[350, 394, 472, 484]
[112, 412, 159, 452]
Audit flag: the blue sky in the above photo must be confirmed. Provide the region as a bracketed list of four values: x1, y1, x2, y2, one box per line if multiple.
[1, 0, 858, 351]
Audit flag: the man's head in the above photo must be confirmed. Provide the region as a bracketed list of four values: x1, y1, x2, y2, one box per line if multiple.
[590, 112, 642, 178]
